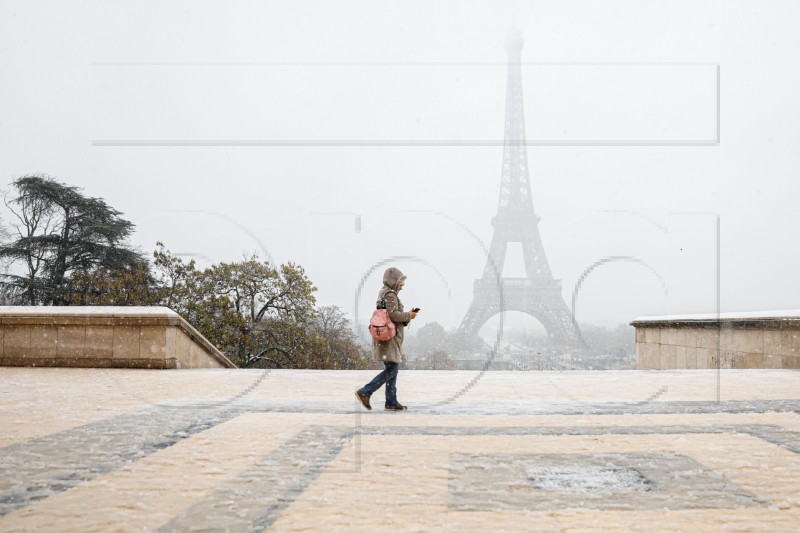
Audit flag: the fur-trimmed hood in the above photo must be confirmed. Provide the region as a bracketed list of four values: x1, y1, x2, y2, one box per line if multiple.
[382, 267, 406, 291]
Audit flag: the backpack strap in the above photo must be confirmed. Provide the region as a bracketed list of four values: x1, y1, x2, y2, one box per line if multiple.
[377, 289, 396, 310]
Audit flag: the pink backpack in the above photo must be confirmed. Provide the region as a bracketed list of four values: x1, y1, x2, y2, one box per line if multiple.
[368, 294, 396, 341]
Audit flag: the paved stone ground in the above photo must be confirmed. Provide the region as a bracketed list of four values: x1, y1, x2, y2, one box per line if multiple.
[2, 368, 800, 531]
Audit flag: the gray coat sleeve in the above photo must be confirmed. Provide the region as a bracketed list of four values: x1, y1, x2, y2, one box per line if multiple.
[383, 291, 411, 324]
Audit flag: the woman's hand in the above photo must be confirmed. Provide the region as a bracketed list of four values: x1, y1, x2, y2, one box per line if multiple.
[409, 309, 418, 319]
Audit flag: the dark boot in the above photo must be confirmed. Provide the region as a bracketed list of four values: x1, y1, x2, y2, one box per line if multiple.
[384, 403, 407, 411]
[355, 390, 372, 410]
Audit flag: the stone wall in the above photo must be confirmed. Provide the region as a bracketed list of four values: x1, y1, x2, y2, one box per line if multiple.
[632, 311, 800, 370]
[0, 306, 236, 369]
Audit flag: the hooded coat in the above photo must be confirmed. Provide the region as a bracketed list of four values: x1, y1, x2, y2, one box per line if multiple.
[373, 267, 412, 364]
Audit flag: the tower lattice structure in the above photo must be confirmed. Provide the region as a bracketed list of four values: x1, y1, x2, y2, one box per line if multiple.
[459, 31, 582, 347]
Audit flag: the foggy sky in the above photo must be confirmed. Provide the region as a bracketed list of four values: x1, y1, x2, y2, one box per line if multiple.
[1, 1, 798, 333]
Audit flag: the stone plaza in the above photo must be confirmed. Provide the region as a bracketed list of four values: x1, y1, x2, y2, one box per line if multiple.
[2, 368, 800, 531]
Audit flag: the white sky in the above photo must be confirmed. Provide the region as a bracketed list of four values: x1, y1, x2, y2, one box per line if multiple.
[1, 0, 798, 332]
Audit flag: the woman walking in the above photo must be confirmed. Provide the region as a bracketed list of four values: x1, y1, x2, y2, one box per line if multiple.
[355, 267, 417, 411]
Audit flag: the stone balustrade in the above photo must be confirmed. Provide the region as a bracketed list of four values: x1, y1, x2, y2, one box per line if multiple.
[0, 306, 236, 369]
[631, 311, 800, 370]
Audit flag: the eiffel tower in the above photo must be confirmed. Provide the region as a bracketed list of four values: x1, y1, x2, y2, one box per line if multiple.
[459, 31, 582, 347]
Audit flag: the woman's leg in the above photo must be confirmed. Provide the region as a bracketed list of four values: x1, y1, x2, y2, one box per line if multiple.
[359, 364, 390, 398]
[384, 362, 399, 407]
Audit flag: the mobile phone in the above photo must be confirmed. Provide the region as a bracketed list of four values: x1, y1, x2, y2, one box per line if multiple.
[412, 307, 421, 312]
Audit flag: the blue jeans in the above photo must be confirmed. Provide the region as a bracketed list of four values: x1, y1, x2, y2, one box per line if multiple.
[359, 362, 399, 407]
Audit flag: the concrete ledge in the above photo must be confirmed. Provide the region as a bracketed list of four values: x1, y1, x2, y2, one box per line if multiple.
[0, 306, 236, 369]
[631, 310, 800, 370]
